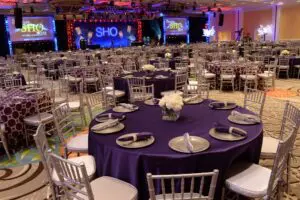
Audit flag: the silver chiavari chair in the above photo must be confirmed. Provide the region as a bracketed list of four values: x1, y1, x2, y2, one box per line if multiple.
[147, 170, 219, 200]
[33, 124, 60, 200]
[224, 116, 299, 200]
[34, 124, 97, 200]
[244, 87, 266, 117]
[53, 103, 88, 158]
[261, 102, 300, 192]
[50, 153, 138, 200]
[161, 73, 188, 96]
[258, 64, 276, 91]
[129, 84, 154, 103]
[4, 77, 22, 89]
[220, 65, 235, 91]
[185, 83, 210, 99]
[239, 65, 258, 90]
[86, 90, 108, 120]
[277, 56, 290, 78]
[127, 77, 146, 88]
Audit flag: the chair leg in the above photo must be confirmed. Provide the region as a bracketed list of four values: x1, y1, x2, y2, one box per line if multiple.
[3, 139, 11, 160]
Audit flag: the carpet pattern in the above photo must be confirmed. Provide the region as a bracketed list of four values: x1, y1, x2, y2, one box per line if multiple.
[1, 79, 300, 199]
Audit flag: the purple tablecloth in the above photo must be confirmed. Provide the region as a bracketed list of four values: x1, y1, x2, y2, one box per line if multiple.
[88, 100, 263, 199]
[114, 71, 175, 100]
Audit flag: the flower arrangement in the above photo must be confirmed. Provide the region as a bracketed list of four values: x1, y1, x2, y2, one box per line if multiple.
[159, 93, 184, 121]
[142, 64, 156, 71]
[281, 50, 290, 56]
[165, 52, 172, 59]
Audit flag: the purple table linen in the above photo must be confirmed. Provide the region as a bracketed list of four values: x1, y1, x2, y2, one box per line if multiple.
[88, 100, 263, 200]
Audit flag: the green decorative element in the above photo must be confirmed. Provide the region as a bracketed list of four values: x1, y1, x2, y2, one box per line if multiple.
[162, 108, 180, 121]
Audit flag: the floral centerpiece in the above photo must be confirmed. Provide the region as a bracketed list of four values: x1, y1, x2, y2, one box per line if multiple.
[165, 52, 172, 59]
[281, 50, 290, 56]
[142, 64, 156, 72]
[159, 93, 184, 121]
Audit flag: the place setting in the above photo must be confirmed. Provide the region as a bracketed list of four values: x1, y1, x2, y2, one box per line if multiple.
[116, 132, 155, 149]
[113, 103, 139, 113]
[228, 110, 261, 125]
[209, 122, 247, 141]
[183, 95, 204, 105]
[209, 101, 237, 110]
[91, 118, 125, 134]
[169, 132, 210, 153]
[144, 98, 160, 106]
[95, 112, 126, 123]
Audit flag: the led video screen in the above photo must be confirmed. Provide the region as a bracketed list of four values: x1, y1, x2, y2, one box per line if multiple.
[164, 17, 189, 36]
[73, 21, 137, 48]
[7, 16, 55, 42]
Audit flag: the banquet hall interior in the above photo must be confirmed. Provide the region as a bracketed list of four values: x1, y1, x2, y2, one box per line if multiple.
[1, 0, 300, 199]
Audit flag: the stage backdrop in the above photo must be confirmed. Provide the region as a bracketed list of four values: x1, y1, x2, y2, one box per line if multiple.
[7, 16, 55, 42]
[73, 20, 138, 48]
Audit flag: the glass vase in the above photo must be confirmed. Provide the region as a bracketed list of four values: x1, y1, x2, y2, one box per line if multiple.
[162, 108, 180, 121]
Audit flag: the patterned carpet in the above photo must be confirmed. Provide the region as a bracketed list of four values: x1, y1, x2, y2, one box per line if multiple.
[1, 79, 300, 200]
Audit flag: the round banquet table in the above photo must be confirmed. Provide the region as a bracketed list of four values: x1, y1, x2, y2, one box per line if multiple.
[88, 100, 263, 200]
[113, 70, 175, 100]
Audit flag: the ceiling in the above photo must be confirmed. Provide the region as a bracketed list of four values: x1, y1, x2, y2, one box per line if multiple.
[0, 0, 299, 14]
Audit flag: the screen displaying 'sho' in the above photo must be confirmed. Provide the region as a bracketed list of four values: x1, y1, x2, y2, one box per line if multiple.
[73, 21, 137, 48]
[7, 16, 55, 42]
[164, 18, 189, 36]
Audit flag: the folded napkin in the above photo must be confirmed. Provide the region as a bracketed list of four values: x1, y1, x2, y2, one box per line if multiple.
[155, 75, 168, 79]
[119, 103, 138, 110]
[118, 132, 153, 142]
[231, 111, 260, 123]
[184, 95, 199, 103]
[183, 133, 194, 153]
[96, 113, 125, 121]
[91, 119, 119, 131]
[210, 102, 235, 109]
[214, 122, 247, 137]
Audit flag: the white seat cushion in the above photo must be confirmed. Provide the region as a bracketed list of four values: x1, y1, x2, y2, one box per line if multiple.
[67, 134, 88, 152]
[106, 90, 125, 98]
[154, 193, 201, 200]
[78, 176, 137, 200]
[278, 65, 289, 69]
[54, 97, 66, 104]
[221, 74, 236, 80]
[204, 73, 216, 79]
[188, 80, 198, 85]
[226, 163, 271, 198]
[161, 90, 183, 96]
[52, 155, 96, 183]
[294, 65, 300, 69]
[24, 112, 53, 126]
[84, 77, 99, 83]
[68, 101, 80, 110]
[68, 76, 82, 83]
[258, 73, 273, 79]
[240, 75, 257, 80]
[260, 136, 279, 158]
